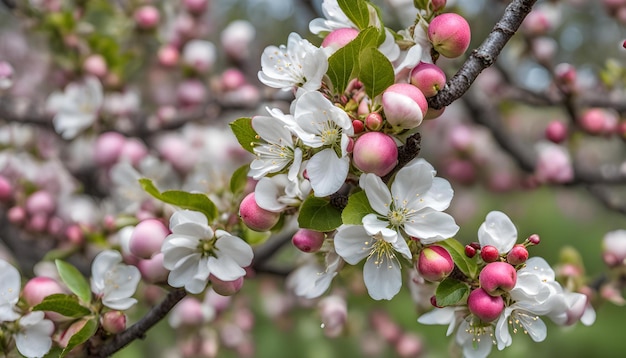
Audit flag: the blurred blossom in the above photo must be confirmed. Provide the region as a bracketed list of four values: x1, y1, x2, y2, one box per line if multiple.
[221, 20, 256, 61]
[602, 229, 626, 266]
[182, 40, 217, 73]
[534, 142, 574, 184]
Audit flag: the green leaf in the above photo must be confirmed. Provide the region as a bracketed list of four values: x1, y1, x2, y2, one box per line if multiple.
[33, 294, 91, 318]
[358, 47, 395, 99]
[55, 260, 92, 304]
[242, 226, 272, 246]
[61, 318, 98, 357]
[327, 27, 380, 94]
[229, 117, 258, 153]
[438, 238, 478, 279]
[338, 0, 371, 30]
[230, 164, 250, 196]
[298, 197, 343, 232]
[341, 191, 374, 225]
[435, 277, 469, 307]
[139, 178, 218, 222]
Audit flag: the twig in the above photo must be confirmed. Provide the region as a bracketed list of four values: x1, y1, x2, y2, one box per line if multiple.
[93, 288, 187, 358]
[428, 0, 538, 109]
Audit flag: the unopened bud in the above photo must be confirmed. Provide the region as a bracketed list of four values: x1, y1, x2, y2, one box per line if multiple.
[417, 245, 454, 282]
[83, 54, 107, 78]
[319, 295, 347, 338]
[365, 112, 384, 131]
[467, 287, 504, 322]
[479, 262, 517, 296]
[292, 229, 325, 253]
[506, 244, 529, 265]
[101, 311, 127, 334]
[94, 131, 126, 167]
[480, 245, 499, 263]
[129, 219, 169, 259]
[321, 28, 359, 53]
[353, 132, 398, 176]
[545, 120, 568, 143]
[239, 192, 280, 231]
[382, 83, 427, 130]
[134, 5, 160, 30]
[210, 274, 244, 296]
[410, 62, 446, 98]
[428, 13, 471, 58]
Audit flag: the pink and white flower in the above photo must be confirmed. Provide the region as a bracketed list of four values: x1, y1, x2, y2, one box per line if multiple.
[46, 76, 103, 139]
[90, 250, 141, 310]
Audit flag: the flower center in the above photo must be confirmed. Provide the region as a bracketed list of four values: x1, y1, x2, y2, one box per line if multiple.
[320, 122, 340, 146]
[466, 317, 496, 347]
[508, 310, 540, 336]
[366, 234, 398, 269]
[198, 238, 217, 257]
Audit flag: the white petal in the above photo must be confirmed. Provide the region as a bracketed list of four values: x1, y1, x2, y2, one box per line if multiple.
[360, 173, 392, 216]
[362, 255, 402, 300]
[103, 265, 141, 301]
[16, 312, 54, 358]
[255, 175, 289, 212]
[520, 313, 547, 342]
[391, 158, 434, 202]
[208, 255, 246, 282]
[362, 214, 396, 241]
[90, 250, 122, 294]
[215, 230, 254, 267]
[403, 208, 459, 243]
[170, 210, 208, 230]
[307, 149, 349, 197]
[420, 177, 454, 211]
[0, 259, 21, 308]
[477, 211, 517, 253]
[168, 254, 204, 288]
[334, 225, 372, 265]
[103, 297, 138, 311]
[391, 237, 413, 261]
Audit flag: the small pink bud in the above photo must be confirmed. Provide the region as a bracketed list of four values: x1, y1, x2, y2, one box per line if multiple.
[448, 125, 473, 151]
[129, 219, 169, 259]
[221, 68, 247, 91]
[506, 244, 529, 265]
[182, 40, 216, 74]
[101, 311, 127, 334]
[352, 119, 365, 134]
[319, 296, 347, 338]
[395, 333, 423, 358]
[357, 98, 370, 116]
[545, 120, 568, 143]
[321, 28, 359, 52]
[443, 159, 475, 185]
[83, 54, 107, 78]
[579, 108, 618, 135]
[467, 287, 504, 322]
[292, 229, 325, 253]
[169, 297, 212, 328]
[157, 45, 180, 67]
[22, 276, 65, 307]
[554, 63, 577, 89]
[134, 5, 160, 30]
[382, 83, 428, 129]
[480, 245, 499, 263]
[0, 61, 14, 90]
[479, 262, 517, 296]
[527, 233, 541, 245]
[410, 62, 447, 98]
[65, 224, 84, 245]
[239, 192, 280, 231]
[0, 175, 12, 202]
[430, 0, 447, 11]
[94, 131, 126, 167]
[183, 0, 208, 14]
[210, 275, 244, 296]
[353, 132, 398, 176]
[430, 295, 441, 308]
[464, 245, 476, 258]
[417, 245, 454, 282]
[137, 253, 169, 283]
[8, 206, 26, 224]
[428, 13, 471, 58]
[26, 190, 56, 216]
[120, 137, 149, 167]
[522, 10, 551, 36]
[177, 79, 207, 106]
[28, 213, 48, 232]
[365, 112, 384, 131]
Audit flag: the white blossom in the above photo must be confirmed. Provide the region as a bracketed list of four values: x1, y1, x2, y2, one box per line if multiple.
[0, 259, 21, 322]
[90, 250, 141, 310]
[46, 76, 103, 139]
[258, 32, 328, 92]
[15, 311, 54, 358]
[161, 210, 253, 294]
[359, 158, 459, 244]
[287, 251, 342, 299]
[254, 172, 311, 212]
[477, 211, 518, 254]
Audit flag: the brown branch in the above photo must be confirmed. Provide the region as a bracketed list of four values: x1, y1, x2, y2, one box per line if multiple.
[428, 0, 538, 109]
[92, 288, 187, 358]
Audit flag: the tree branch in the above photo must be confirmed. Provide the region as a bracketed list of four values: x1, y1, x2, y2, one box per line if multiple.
[428, 0, 538, 109]
[93, 288, 187, 358]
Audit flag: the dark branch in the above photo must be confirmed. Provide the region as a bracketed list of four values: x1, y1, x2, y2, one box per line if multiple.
[428, 0, 538, 109]
[93, 288, 187, 358]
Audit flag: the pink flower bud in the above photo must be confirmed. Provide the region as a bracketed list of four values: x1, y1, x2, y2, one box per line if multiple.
[467, 287, 504, 322]
[8, 206, 25, 225]
[83, 54, 107, 78]
[417, 245, 454, 282]
[545, 120, 568, 143]
[182, 40, 216, 74]
[183, 0, 209, 14]
[129, 219, 169, 259]
[134, 5, 160, 30]
[443, 159, 475, 185]
[522, 10, 551, 36]
[352, 119, 365, 134]
[94, 131, 126, 167]
[428, 13, 471, 58]
[395, 333, 423, 358]
[0, 61, 14, 90]
[101, 311, 127, 334]
[479, 262, 517, 296]
[365, 112, 384, 131]
[319, 296, 347, 338]
[554, 63, 576, 90]
[26, 190, 56, 216]
[430, 0, 447, 11]
[157, 135, 197, 174]
[602, 229, 626, 267]
[221, 68, 247, 91]
[169, 297, 213, 328]
[321, 28, 359, 52]
[534, 143, 573, 184]
[210, 274, 244, 296]
[0, 175, 12, 202]
[177, 79, 207, 106]
[292, 229, 325, 253]
[527, 233, 541, 245]
[22, 276, 65, 307]
[579, 108, 618, 135]
[239, 192, 280, 231]
[65, 224, 84, 245]
[353, 132, 398, 176]
[506, 244, 529, 265]
[464, 244, 477, 258]
[137, 253, 169, 283]
[120, 137, 149, 167]
[410, 62, 446, 98]
[157, 45, 179, 67]
[382, 83, 427, 129]
[480, 245, 499, 263]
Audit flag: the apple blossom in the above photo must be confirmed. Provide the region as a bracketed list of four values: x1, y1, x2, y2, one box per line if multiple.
[292, 228, 325, 253]
[352, 132, 398, 177]
[239, 192, 280, 231]
[417, 245, 454, 282]
[410, 62, 447, 98]
[46, 76, 103, 139]
[382, 83, 428, 130]
[15, 311, 54, 358]
[0, 61, 14, 90]
[0, 259, 21, 322]
[128, 218, 169, 259]
[134, 5, 160, 30]
[221, 20, 256, 61]
[90, 250, 141, 310]
[182, 40, 217, 73]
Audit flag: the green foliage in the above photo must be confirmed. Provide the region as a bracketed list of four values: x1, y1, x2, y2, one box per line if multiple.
[337, 0, 371, 30]
[230, 164, 250, 196]
[61, 318, 98, 357]
[435, 277, 470, 307]
[358, 47, 395, 99]
[229, 117, 258, 154]
[341, 190, 375, 225]
[139, 178, 218, 222]
[33, 294, 91, 318]
[326, 27, 379, 95]
[55, 260, 92, 304]
[241, 226, 272, 246]
[298, 197, 343, 232]
[438, 238, 478, 279]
